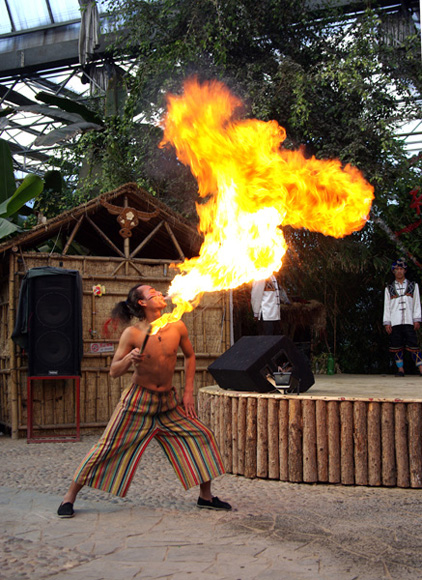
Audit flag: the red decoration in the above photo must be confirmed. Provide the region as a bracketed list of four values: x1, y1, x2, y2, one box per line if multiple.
[394, 187, 422, 237]
[409, 187, 422, 215]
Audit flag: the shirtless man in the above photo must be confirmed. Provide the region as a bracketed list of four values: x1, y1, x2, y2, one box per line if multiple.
[57, 284, 231, 517]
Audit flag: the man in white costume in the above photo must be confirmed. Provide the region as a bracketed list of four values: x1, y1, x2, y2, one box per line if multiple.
[383, 258, 422, 377]
[251, 274, 290, 335]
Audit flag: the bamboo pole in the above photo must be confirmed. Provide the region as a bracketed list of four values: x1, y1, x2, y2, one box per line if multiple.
[18, 252, 182, 266]
[353, 401, 368, 486]
[210, 393, 218, 448]
[124, 197, 130, 260]
[193, 307, 198, 351]
[222, 395, 232, 472]
[219, 393, 224, 452]
[9, 252, 19, 439]
[62, 215, 84, 255]
[268, 398, 279, 479]
[225, 294, 231, 352]
[381, 402, 396, 487]
[237, 396, 247, 475]
[327, 401, 340, 483]
[164, 221, 185, 260]
[394, 403, 409, 488]
[91, 292, 97, 338]
[316, 400, 328, 482]
[244, 397, 257, 478]
[340, 401, 354, 485]
[279, 399, 289, 481]
[129, 220, 164, 258]
[85, 215, 125, 258]
[368, 402, 382, 486]
[198, 389, 211, 428]
[257, 397, 268, 478]
[408, 403, 422, 488]
[288, 399, 302, 483]
[232, 396, 239, 474]
[302, 399, 317, 483]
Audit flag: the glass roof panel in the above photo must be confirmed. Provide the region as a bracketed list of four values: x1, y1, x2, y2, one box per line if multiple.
[0, 0, 110, 36]
[7, 0, 53, 31]
[0, 2, 12, 34]
[49, 0, 83, 22]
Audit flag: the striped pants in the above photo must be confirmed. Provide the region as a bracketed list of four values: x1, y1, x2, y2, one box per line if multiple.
[73, 384, 226, 497]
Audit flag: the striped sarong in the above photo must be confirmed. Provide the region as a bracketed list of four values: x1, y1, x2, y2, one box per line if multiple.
[73, 384, 225, 497]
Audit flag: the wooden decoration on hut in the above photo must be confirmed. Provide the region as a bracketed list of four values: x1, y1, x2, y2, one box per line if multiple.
[101, 200, 159, 238]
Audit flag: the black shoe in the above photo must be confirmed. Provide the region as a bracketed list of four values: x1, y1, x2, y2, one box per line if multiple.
[197, 496, 232, 510]
[57, 502, 74, 518]
[395, 372, 405, 377]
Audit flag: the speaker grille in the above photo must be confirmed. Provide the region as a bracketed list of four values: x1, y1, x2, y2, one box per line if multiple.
[34, 331, 73, 368]
[35, 292, 72, 327]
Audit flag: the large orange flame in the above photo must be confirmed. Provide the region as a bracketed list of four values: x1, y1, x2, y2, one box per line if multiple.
[150, 78, 374, 333]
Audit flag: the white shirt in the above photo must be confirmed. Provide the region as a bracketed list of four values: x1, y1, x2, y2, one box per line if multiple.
[251, 276, 290, 321]
[383, 279, 422, 327]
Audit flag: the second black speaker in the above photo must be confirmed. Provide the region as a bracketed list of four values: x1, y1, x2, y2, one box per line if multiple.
[208, 335, 314, 393]
[26, 267, 83, 376]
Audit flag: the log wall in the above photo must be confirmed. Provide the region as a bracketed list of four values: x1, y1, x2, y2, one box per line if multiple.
[198, 386, 422, 488]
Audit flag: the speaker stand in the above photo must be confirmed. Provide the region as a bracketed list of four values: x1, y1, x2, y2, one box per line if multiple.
[27, 376, 81, 443]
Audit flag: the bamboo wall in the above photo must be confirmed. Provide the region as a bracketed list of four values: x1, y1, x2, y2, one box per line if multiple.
[0, 255, 11, 430]
[198, 386, 422, 488]
[0, 252, 231, 438]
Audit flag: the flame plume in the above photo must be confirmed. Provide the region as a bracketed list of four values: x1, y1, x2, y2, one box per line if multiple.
[150, 78, 374, 333]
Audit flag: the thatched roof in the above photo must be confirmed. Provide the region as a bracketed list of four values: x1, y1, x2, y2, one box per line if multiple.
[0, 183, 202, 260]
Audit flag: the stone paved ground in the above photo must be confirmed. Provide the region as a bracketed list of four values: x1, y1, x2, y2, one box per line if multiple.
[1, 433, 422, 579]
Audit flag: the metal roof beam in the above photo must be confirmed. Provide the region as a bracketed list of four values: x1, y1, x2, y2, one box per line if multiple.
[0, 82, 35, 106]
[45, 0, 55, 24]
[3, 0, 15, 33]
[30, 73, 85, 100]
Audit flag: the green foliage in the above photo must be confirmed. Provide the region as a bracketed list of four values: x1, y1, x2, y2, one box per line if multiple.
[0, 138, 44, 239]
[0, 174, 44, 240]
[36, 92, 104, 125]
[0, 174, 44, 218]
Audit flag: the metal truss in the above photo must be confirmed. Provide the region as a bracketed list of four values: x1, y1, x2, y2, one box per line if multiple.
[0, 0, 420, 180]
[0, 55, 138, 177]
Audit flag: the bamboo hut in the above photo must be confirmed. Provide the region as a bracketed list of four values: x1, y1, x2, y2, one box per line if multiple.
[0, 183, 232, 439]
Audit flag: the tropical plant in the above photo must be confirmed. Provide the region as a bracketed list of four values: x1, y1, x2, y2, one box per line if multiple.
[0, 139, 44, 239]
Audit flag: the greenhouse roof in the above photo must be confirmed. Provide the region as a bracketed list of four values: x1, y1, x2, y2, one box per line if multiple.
[0, 0, 420, 179]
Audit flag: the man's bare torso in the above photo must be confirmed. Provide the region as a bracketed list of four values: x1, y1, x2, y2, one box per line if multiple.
[130, 322, 181, 391]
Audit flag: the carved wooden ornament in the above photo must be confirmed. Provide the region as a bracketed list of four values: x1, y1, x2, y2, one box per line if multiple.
[101, 200, 159, 238]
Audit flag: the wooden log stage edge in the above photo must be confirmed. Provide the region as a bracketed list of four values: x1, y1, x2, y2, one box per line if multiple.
[197, 374, 422, 488]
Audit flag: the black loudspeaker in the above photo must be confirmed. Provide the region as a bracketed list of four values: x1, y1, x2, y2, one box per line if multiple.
[208, 335, 314, 393]
[26, 268, 83, 376]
